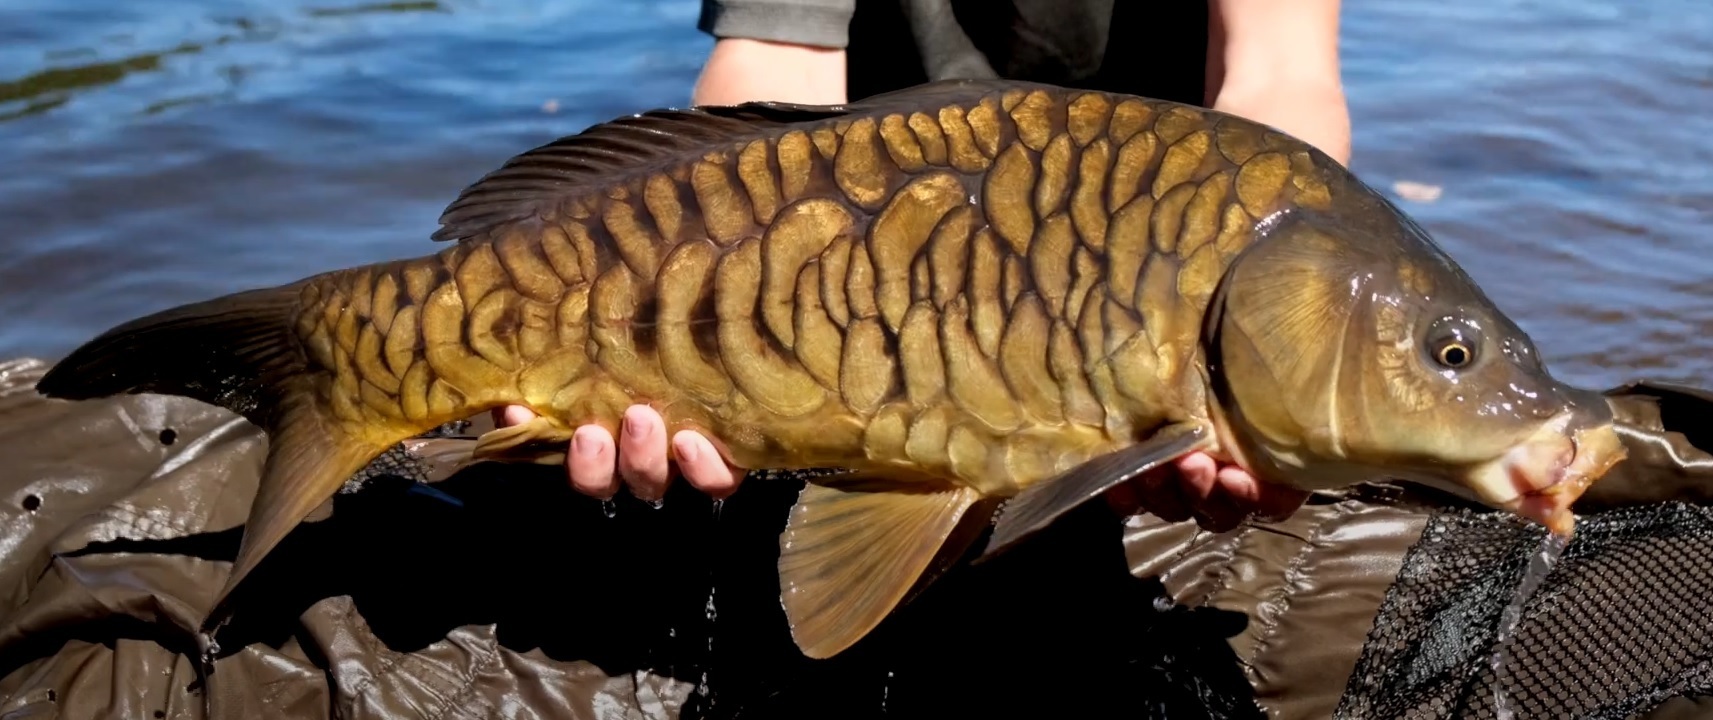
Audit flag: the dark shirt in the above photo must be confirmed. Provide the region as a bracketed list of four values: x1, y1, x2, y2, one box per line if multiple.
[698, 0, 1211, 105]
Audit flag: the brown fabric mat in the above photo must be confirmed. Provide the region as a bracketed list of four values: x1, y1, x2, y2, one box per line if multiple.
[2, 354, 1711, 719]
[0, 357, 695, 719]
[1125, 499, 1431, 718]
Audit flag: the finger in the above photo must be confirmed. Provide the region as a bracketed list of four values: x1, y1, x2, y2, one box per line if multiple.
[1104, 477, 1143, 517]
[1175, 453, 1220, 505]
[1254, 483, 1314, 523]
[1145, 476, 1194, 523]
[1195, 464, 1255, 533]
[493, 405, 536, 428]
[1213, 464, 1263, 509]
[566, 425, 618, 499]
[1210, 464, 1311, 523]
[1138, 460, 1200, 523]
[616, 405, 671, 502]
[1173, 454, 1248, 532]
[673, 430, 744, 499]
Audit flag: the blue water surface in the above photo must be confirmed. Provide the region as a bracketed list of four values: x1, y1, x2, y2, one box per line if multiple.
[0, 0, 1709, 390]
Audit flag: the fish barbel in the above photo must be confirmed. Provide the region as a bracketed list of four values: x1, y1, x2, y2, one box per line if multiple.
[35, 79, 1627, 659]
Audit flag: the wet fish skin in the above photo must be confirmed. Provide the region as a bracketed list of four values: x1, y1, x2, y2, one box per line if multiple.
[307, 88, 1319, 482]
[33, 79, 1626, 661]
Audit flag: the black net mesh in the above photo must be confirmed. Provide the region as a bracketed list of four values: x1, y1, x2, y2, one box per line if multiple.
[1338, 502, 1713, 719]
[340, 418, 470, 492]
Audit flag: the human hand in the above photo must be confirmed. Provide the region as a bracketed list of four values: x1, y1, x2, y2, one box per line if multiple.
[492, 404, 744, 503]
[1105, 453, 1312, 532]
[497, 403, 1307, 530]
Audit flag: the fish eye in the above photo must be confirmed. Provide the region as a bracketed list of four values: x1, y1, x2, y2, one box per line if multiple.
[1423, 316, 1482, 371]
[1435, 341, 1474, 369]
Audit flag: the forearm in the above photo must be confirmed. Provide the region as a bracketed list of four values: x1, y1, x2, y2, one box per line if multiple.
[1212, 78, 1351, 167]
[692, 38, 849, 106]
[692, 0, 854, 107]
[1205, 0, 1352, 166]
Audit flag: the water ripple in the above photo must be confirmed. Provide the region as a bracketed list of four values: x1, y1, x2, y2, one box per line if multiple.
[0, 0, 1708, 393]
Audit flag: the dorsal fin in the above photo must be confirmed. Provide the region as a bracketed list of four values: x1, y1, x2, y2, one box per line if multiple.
[430, 78, 1036, 243]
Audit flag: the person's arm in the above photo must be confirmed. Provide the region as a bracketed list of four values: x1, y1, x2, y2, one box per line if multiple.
[1205, 0, 1351, 166]
[690, 0, 853, 107]
[692, 38, 848, 107]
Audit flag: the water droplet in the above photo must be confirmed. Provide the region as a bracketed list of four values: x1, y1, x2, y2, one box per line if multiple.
[695, 665, 717, 710]
[198, 631, 222, 670]
[1152, 595, 1175, 612]
[711, 498, 724, 520]
[647, 497, 665, 510]
[600, 499, 617, 518]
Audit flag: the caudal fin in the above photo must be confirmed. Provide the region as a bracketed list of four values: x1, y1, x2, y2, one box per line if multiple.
[37, 284, 310, 420]
[37, 283, 389, 633]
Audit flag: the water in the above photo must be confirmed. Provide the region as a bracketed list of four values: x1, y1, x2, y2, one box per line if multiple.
[1340, 1, 1713, 390]
[0, 0, 1708, 391]
[696, 585, 718, 706]
[0, 0, 711, 358]
[1490, 531, 1570, 719]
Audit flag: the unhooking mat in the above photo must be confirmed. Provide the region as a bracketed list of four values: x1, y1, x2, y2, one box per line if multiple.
[2, 355, 1713, 719]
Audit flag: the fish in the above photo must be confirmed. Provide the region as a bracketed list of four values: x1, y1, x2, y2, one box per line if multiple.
[34, 78, 1629, 660]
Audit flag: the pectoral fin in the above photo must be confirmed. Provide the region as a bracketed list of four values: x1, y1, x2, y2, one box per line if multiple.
[777, 471, 985, 660]
[974, 422, 1211, 562]
[470, 416, 578, 463]
[400, 436, 482, 482]
[397, 416, 576, 482]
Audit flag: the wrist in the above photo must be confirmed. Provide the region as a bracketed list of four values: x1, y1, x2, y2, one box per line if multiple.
[692, 38, 848, 106]
[1212, 79, 1352, 166]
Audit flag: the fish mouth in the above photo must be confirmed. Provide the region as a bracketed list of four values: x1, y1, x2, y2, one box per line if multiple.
[1465, 415, 1629, 537]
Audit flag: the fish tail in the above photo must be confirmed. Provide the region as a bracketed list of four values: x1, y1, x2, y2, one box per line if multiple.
[36, 283, 311, 413]
[36, 281, 392, 632]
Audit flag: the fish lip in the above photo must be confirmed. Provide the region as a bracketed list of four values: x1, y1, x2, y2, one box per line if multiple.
[1487, 419, 1628, 536]
[1507, 440, 1574, 499]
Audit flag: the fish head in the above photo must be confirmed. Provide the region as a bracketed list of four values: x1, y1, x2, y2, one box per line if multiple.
[1203, 193, 1626, 537]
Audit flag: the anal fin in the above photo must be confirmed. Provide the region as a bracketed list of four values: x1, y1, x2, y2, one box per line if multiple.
[778, 470, 985, 660]
[974, 422, 1211, 562]
[204, 394, 390, 632]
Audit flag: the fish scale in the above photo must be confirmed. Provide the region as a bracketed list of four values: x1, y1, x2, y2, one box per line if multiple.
[33, 78, 1630, 663]
[298, 83, 1310, 490]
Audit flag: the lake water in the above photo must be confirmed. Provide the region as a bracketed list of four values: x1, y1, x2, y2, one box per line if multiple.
[0, 0, 1710, 393]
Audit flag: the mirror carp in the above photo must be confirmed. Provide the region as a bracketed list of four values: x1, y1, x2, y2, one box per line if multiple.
[36, 79, 1628, 660]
